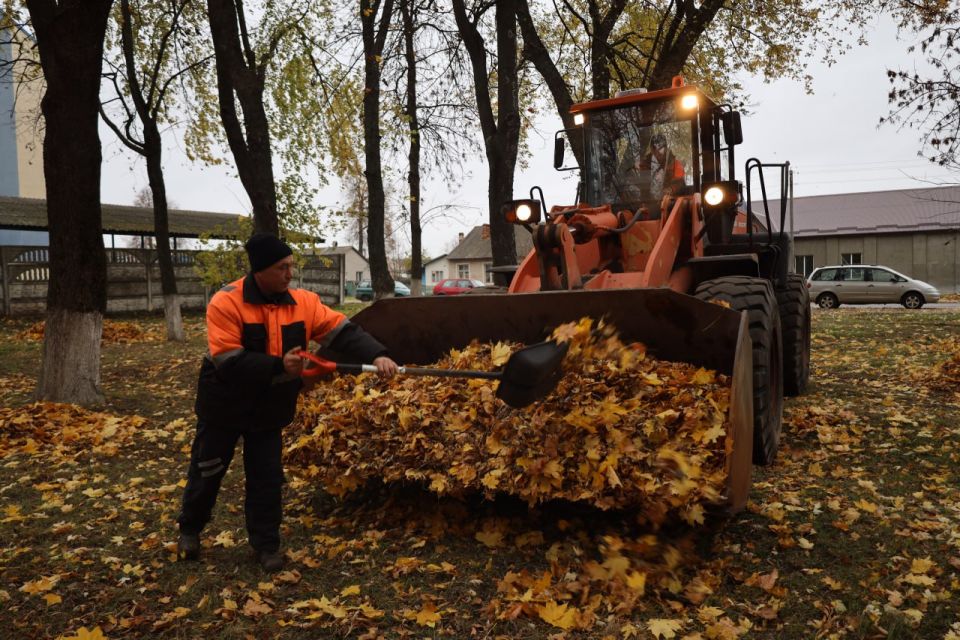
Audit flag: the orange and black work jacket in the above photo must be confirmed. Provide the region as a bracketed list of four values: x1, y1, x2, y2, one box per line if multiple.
[195, 275, 387, 431]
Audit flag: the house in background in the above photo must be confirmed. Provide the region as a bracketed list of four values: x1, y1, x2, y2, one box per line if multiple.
[439, 224, 534, 286]
[316, 244, 369, 298]
[422, 253, 448, 288]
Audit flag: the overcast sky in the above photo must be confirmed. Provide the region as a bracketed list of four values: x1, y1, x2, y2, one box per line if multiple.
[100, 14, 958, 257]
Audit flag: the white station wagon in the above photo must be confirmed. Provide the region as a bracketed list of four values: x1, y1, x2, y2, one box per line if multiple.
[807, 265, 941, 309]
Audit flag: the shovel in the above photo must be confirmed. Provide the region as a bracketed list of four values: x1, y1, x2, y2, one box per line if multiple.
[300, 340, 569, 408]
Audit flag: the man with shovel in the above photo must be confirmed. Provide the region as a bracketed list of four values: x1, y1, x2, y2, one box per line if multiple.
[176, 232, 398, 572]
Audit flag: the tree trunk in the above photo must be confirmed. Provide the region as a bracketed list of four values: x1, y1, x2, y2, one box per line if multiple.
[144, 128, 184, 340]
[206, 0, 279, 235]
[28, 0, 113, 406]
[401, 0, 422, 296]
[453, 0, 520, 277]
[118, 0, 184, 341]
[361, 0, 396, 299]
[490, 0, 520, 274]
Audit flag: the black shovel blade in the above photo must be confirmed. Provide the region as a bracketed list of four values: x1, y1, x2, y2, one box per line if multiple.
[495, 340, 570, 408]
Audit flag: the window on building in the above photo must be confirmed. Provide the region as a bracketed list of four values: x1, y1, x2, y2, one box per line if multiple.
[430, 270, 443, 283]
[795, 255, 814, 278]
[841, 253, 861, 265]
[484, 263, 493, 283]
[356, 271, 363, 283]
[457, 264, 470, 278]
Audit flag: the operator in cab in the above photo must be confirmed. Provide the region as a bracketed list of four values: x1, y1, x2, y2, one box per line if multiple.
[634, 132, 685, 201]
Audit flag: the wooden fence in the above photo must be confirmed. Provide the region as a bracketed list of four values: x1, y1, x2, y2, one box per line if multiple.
[0, 246, 343, 316]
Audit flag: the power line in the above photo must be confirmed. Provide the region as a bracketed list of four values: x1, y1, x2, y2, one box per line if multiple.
[795, 175, 958, 185]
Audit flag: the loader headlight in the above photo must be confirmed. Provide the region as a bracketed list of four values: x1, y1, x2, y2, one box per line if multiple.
[701, 181, 740, 208]
[680, 94, 698, 110]
[573, 113, 585, 126]
[704, 186, 725, 206]
[503, 199, 542, 224]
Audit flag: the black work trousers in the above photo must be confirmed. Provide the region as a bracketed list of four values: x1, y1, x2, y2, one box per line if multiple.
[176, 420, 283, 552]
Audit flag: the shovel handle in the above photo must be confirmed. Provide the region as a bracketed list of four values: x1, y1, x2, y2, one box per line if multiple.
[399, 366, 501, 380]
[300, 351, 501, 380]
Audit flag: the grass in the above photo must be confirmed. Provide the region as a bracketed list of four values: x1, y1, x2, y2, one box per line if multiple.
[0, 305, 958, 639]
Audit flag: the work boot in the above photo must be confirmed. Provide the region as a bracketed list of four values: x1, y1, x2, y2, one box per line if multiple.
[178, 533, 200, 561]
[256, 549, 284, 573]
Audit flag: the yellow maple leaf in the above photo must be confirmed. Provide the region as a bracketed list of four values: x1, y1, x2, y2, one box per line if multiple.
[854, 499, 878, 513]
[213, 530, 236, 548]
[700, 421, 726, 444]
[490, 342, 512, 366]
[538, 600, 579, 630]
[428, 474, 448, 493]
[475, 529, 503, 548]
[242, 597, 272, 617]
[44, 593, 62, 605]
[397, 407, 415, 429]
[648, 618, 683, 638]
[625, 570, 646, 593]
[683, 503, 705, 526]
[691, 367, 714, 385]
[551, 321, 580, 343]
[20, 576, 58, 594]
[481, 468, 505, 490]
[316, 596, 347, 619]
[60, 627, 107, 640]
[910, 557, 934, 574]
[602, 555, 630, 577]
[414, 601, 441, 627]
[903, 573, 936, 586]
[359, 602, 384, 618]
[340, 584, 361, 597]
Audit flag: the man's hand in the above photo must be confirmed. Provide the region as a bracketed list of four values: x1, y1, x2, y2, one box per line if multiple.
[372, 356, 400, 378]
[283, 347, 305, 377]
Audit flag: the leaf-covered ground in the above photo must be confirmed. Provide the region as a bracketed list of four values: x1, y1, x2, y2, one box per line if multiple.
[0, 307, 958, 639]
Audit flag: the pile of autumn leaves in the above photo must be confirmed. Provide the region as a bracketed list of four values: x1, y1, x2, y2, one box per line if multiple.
[287, 318, 733, 525]
[17, 319, 164, 343]
[0, 402, 145, 459]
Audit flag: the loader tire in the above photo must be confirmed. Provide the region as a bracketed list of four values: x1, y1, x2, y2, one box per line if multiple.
[695, 276, 784, 466]
[776, 274, 811, 396]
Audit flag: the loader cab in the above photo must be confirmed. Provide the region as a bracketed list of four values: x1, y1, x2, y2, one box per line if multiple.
[569, 83, 737, 218]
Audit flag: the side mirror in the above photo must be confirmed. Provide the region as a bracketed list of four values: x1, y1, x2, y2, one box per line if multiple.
[721, 111, 743, 146]
[553, 137, 565, 169]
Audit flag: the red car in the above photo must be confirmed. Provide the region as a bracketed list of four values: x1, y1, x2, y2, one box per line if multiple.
[432, 278, 487, 296]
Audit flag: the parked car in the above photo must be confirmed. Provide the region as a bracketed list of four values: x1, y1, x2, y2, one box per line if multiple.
[432, 278, 488, 296]
[355, 280, 410, 301]
[807, 265, 940, 309]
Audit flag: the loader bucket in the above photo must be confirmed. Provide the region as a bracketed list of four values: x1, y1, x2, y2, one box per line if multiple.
[345, 288, 754, 514]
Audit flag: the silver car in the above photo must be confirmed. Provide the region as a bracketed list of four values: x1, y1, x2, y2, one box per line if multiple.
[807, 265, 941, 309]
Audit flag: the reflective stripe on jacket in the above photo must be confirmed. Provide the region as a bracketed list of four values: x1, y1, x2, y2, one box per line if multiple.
[195, 274, 386, 430]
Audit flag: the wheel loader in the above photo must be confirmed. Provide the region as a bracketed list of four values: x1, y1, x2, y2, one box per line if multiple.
[341, 77, 812, 514]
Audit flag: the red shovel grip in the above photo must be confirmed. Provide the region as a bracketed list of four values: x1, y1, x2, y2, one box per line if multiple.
[300, 351, 338, 377]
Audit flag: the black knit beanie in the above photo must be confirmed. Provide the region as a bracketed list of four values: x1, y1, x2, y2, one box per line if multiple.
[245, 233, 293, 272]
